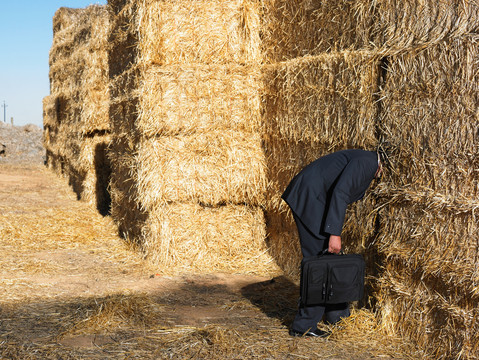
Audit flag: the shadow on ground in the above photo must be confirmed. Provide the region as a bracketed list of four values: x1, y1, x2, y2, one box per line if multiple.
[0, 275, 402, 360]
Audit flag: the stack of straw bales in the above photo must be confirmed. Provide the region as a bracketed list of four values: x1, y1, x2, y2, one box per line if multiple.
[44, 0, 478, 357]
[260, 1, 479, 358]
[44, 6, 111, 214]
[107, 0, 280, 274]
[374, 35, 479, 359]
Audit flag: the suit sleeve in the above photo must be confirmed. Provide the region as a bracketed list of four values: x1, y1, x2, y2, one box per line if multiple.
[323, 159, 374, 236]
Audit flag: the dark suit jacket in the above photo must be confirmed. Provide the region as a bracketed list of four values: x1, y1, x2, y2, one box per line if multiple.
[282, 149, 378, 237]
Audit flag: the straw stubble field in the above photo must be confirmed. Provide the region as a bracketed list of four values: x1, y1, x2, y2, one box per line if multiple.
[0, 163, 421, 359]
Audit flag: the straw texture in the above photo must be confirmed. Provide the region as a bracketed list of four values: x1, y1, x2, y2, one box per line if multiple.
[137, 0, 262, 66]
[137, 64, 262, 137]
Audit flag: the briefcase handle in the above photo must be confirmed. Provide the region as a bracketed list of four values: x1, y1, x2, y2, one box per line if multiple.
[320, 249, 345, 256]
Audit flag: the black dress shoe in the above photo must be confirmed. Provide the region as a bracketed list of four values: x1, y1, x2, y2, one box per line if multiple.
[289, 328, 329, 338]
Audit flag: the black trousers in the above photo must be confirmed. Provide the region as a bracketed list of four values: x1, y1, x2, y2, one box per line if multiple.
[290, 214, 350, 333]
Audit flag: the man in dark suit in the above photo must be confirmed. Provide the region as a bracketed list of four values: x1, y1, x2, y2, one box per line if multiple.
[282, 149, 382, 337]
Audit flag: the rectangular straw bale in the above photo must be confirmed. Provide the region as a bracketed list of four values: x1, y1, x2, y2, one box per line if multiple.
[42, 122, 80, 162]
[262, 51, 379, 146]
[373, 0, 479, 53]
[108, 136, 147, 243]
[42, 125, 56, 153]
[50, 6, 107, 66]
[134, 131, 267, 209]
[379, 36, 479, 195]
[49, 28, 85, 67]
[63, 135, 112, 212]
[42, 96, 57, 128]
[377, 257, 479, 359]
[52, 7, 83, 34]
[86, 5, 109, 50]
[374, 199, 479, 294]
[142, 202, 280, 275]
[81, 88, 110, 134]
[70, 134, 112, 173]
[109, 65, 140, 103]
[137, 0, 262, 66]
[260, 0, 478, 61]
[108, 138, 279, 275]
[260, 0, 375, 62]
[49, 57, 85, 95]
[136, 64, 262, 137]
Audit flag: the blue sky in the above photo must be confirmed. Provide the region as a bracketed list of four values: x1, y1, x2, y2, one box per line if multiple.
[0, 1, 106, 127]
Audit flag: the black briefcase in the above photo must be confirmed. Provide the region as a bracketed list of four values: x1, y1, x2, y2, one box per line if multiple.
[300, 251, 365, 306]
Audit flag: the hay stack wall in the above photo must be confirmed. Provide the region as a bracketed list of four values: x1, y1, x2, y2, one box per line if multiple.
[44, 6, 111, 214]
[260, 1, 479, 358]
[373, 35, 479, 359]
[107, 0, 280, 274]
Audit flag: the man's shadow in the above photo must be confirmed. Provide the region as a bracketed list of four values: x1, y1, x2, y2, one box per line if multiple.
[241, 276, 299, 327]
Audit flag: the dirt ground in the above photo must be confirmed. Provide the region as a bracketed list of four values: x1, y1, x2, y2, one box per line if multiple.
[0, 130, 420, 359]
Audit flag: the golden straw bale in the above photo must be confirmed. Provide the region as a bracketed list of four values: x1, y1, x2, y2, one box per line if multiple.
[43, 123, 81, 161]
[81, 88, 110, 134]
[137, 0, 261, 66]
[260, 0, 479, 62]
[52, 7, 83, 34]
[50, 6, 107, 65]
[42, 126, 55, 153]
[109, 66, 140, 107]
[49, 6, 109, 133]
[137, 64, 262, 137]
[108, 137, 278, 275]
[262, 51, 378, 145]
[374, 36, 479, 358]
[72, 134, 111, 173]
[87, 5, 109, 50]
[373, 0, 479, 54]
[42, 96, 57, 128]
[260, 0, 375, 62]
[108, 136, 147, 245]
[376, 257, 479, 360]
[49, 56, 85, 95]
[379, 36, 479, 195]
[134, 131, 267, 208]
[141, 202, 281, 275]
[374, 200, 479, 294]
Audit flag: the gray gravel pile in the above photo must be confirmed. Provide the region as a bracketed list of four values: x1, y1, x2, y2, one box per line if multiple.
[0, 122, 45, 164]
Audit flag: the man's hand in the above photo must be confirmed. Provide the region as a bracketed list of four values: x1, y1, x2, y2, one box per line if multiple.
[328, 235, 341, 254]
